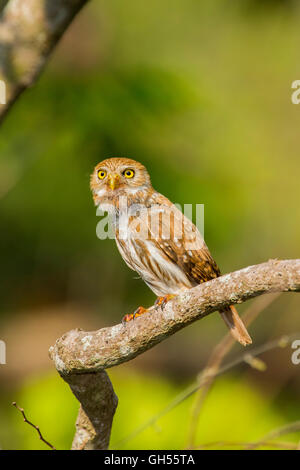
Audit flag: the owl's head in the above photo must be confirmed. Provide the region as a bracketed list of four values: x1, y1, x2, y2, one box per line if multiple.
[90, 157, 152, 205]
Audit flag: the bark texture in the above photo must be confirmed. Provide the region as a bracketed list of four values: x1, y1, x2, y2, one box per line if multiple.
[67, 371, 118, 450]
[48, 258, 300, 449]
[50, 259, 300, 375]
[0, 0, 89, 121]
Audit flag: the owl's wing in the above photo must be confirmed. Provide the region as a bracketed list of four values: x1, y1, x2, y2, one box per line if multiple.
[143, 199, 221, 285]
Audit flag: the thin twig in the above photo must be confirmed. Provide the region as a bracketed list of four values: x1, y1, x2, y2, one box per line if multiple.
[197, 439, 299, 450]
[12, 402, 56, 450]
[246, 421, 300, 450]
[187, 293, 281, 448]
[111, 332, 298, 449]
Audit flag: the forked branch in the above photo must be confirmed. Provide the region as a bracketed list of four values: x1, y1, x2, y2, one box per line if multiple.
[48, 258, 300, 450]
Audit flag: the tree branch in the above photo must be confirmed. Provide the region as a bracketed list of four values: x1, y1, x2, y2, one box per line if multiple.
[50, 259, 300, 376]
[49, 258, 299, 449]
[0, 0, 89, 123]
[187, 292, 281, 448]
[12, 401, 56, 450]
[67, 371, 118, 450]
[48, 258, 300, 449]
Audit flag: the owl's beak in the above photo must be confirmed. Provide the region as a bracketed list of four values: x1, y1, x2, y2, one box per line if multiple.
[108, 174, 120, 190]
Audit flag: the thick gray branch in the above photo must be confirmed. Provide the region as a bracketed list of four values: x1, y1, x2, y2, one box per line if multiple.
[67, 371, 118, 450]
[50, 259, 300, 376]
[49, 258, 300, 449]
[0, 0, 89, 122]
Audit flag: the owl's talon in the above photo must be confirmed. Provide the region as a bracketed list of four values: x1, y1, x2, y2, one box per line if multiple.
[133, 306, 147, 319]
[122, 306, 147, 324]
[122, 313, 134, 324]
[155, 294, 175, 310]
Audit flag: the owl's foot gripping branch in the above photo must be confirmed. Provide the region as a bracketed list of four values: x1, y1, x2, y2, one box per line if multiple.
[122, 306, 148, 323]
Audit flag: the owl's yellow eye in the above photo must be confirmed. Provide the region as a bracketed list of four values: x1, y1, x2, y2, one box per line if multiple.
[123, 169, 135, 179]
[97, 169, 107, 180]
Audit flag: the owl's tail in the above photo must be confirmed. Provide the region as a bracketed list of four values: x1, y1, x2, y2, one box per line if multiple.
[219, 305, 252, 346]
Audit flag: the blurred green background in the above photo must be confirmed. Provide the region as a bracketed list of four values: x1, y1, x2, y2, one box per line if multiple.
[0, 0, 299, 450]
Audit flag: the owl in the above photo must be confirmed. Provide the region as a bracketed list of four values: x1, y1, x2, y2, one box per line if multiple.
[90, 157, 252, 346]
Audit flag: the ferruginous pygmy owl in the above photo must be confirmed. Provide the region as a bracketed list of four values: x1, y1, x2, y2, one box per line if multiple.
[90, 157, 252, 346]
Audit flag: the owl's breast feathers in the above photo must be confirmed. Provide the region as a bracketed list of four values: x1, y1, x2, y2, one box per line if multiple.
[114, 191, 221, 295]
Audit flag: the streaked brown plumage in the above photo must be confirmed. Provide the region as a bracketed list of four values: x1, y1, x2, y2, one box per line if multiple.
[90, 157, 252, 346]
